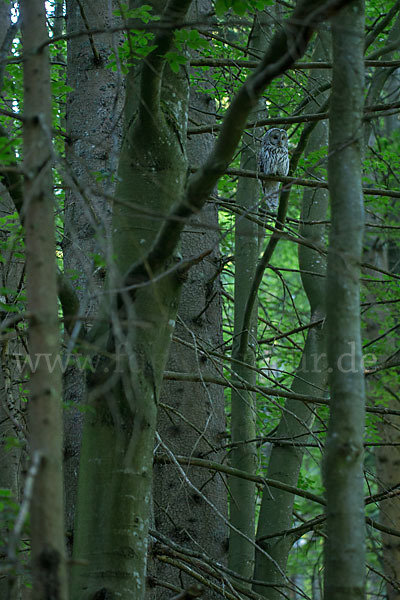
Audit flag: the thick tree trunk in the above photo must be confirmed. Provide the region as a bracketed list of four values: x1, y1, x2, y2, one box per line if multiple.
[21, 0, 68, 598]
[149, 4, 227, 597]
[323, 3, 365, 599]
[63, 0, 124, 550]
[70, 1, 356, 597]
[70, 2, 193, 597]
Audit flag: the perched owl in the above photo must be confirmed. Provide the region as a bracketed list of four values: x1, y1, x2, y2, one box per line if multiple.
[258, 128, 289, 211]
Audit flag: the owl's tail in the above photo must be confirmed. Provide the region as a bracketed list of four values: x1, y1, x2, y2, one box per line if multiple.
[262, 181, 280, 212]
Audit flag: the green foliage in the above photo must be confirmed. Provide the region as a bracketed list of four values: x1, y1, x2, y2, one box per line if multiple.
[164, 51, 188, 73]
[112, 3, 159, 24]
[165, 29, 210, 72]
[0, 0, 400, 596]
[0, 212, 24, 269]
[214, 0, 274, 16]
[0, 488, 19, 529]
[108, 4, 159, 73]
[175, 29, 209, 51]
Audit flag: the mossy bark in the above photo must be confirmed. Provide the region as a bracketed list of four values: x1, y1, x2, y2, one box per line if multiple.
[149, 4, 227, 597]
[70, 2, 192, 598]
[63, 0, 124, 551]
[323, 3, 366, 599]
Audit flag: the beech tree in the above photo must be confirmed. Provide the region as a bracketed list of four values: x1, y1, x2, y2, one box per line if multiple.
[323, 2, 365, 598]
[0, 1, 400, 600]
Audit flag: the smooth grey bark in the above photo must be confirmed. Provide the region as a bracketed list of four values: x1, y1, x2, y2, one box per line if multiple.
[21, 0, 68, 598]
[70, 1, 193, 598]
[228, 10, 271, 583]
[63, 0, 124, 550]
[70, 0, 357, 597]
[149, 4, 227, 597]
[253, 34, 330, 598]
[323, 3, 365, 599]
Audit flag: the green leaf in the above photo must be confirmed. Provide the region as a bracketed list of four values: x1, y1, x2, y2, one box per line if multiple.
[232, 0, 247, 15]
[0, 302, 19, 312]
[215, 0, 228, 16]
[91, 253, 106, 269]
[165, 51, 187, 73]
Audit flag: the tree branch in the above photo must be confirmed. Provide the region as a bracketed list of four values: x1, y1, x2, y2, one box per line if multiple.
[128, 0, 358, 283]
[57, 271, 82, 337]
[138, 0, 193, 127]
[155, 453, 326, 505]
[187, 99, 400, 134]
[225, 168, 400, 198]
[190, 58, 400, 69]
[163, 371, 400, 417]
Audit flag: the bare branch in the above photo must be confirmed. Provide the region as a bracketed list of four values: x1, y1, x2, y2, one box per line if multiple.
[8, 451, 42, 562]
[190, 58, 400, 69]
[225, 167, 400, 198]
[187, 100, 400, 135]
[163, 371, 400, 418]
[155, 453, 326, 505]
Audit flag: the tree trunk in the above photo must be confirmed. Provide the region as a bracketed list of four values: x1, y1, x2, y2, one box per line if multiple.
[323, 3, 365, 599]
[63, 0, 124, 551]
[228, 9, 272, 583]
[149, 4, 227, 597]
[21, 0, 68, 598]
[70, 2, 193, 597]
[69, 1, 357, 597]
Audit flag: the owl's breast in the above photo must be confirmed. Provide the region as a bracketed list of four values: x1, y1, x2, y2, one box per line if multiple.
[275, 147, 289, 176]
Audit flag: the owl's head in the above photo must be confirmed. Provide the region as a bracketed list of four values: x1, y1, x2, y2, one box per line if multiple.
[265, 128, 288, 148]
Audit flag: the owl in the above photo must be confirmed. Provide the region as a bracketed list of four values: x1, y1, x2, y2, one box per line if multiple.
[258, 128, 289, 211]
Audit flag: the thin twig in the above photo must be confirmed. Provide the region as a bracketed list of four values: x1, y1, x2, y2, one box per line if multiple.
[8, 450, 42, 562]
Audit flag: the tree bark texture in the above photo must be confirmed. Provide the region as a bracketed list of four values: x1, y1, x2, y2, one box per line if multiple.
[323, 3, 366, 600]
[70, 1, 193, 598]
[69, 0, 359, 597]
[63, 0, 124, 551]
[228, 10, 272, 583]
[21, 0, 68, 598]
[149, 3, 227, 598]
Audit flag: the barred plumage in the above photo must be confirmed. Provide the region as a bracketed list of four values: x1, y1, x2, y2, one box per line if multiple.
[258, 128, 289, 211]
